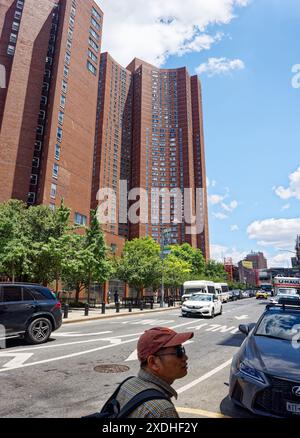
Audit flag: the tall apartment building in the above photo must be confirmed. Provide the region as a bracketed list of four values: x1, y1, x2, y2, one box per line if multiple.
[0, 0, 103, 226]
[94, 57, 210, 259]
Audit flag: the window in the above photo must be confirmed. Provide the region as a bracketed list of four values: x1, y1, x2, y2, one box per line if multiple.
[34, 140, 42, 151]
[7, 45, 15, 55]
[60, 95, 66, 108]
[57, 127, 63, 142]
[91, 7, 101, 21]
[36, 125, 43, 135]
[32, 157, 40, 168]
[52, 163, 59, 179]
[12, 21, 19, 31]
[74, 213, 87, 226]
[14, 10, 22, 20]
[58, 110, 64, 124]
[50, 183, 57, 199]
[65, 52, 71, 65]
[89, 28, 99, 41]
[69, 16, 75, 28]
[88, 49, 97, 62]
[39, 110, 45, 120]
[87, 61, 97, 75]
[91, 17, 101, 30]
[66, 40, 72, 52]
[9, 33, 17, 43]
[62, 79, 68, 93]
[30, 174, 38, 186]
[27, 192, 36, 204]
[40, 95, 47, 106]
[88, 37, 99, 52]
[3, 286, 22, 302]
[63, 65, 69, 78]
[17, 1, 24, 10]
[55, 144, 61, 160]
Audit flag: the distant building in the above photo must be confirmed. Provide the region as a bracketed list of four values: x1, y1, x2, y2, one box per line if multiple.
[238, 251, 267, 286]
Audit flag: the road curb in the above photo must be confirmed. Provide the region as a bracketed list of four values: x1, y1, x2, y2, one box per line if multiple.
[62, 306, 181, 324]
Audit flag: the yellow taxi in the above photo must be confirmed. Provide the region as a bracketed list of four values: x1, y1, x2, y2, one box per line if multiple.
[256, 290, 268, 299]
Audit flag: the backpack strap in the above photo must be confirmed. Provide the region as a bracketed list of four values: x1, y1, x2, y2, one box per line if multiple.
[100, 376, 135, 414]
[117, 389, 169, 418]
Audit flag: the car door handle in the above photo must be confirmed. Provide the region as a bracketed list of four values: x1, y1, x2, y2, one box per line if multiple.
[25, 304, 36, 309]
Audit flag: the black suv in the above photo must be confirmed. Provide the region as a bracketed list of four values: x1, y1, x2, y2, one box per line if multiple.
[0, 283, 62, 345]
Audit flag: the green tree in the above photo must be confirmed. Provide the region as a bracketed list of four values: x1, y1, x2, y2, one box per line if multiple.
[163, 254, 191, 291]
[204, 260, 227, 282]
[116, 237, 162, 299]
[169, 243, 205, 278]
[84, 210, 112, 303]
[0, 200, 29, 281]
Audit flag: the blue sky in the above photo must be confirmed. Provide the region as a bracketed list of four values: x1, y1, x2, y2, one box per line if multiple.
[100, 0, 300, 267]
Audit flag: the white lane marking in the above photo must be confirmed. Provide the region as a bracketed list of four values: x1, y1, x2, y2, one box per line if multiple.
[176, 359, 232, 394]
[0, 353, 33, 369]
[185, 323, 208, 331]
[125, 350, 137, 362]
[210, 325, 236, 333]
[230, 328, 240, 334]
[4, 332, 145, 354]
[55, 331, 112, 337]
[0, 337, 140, 373]
[205, 325, 221, 331]
[235, 315, 249, 320]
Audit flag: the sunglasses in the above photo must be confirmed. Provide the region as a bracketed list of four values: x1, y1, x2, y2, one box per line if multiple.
[155, 345, 186, 358]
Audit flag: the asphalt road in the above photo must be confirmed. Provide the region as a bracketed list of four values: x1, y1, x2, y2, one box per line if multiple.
[0, 297, 269, 418]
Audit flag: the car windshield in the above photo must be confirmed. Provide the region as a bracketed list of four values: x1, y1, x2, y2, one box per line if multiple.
[190, 295, 212, 302]
[255, 311, 300, 341]
[278, 288, 299, 296]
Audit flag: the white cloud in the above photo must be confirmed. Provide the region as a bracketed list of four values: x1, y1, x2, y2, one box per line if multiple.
[247, 217, 300, 249]
[208, 194, 225, 205]
[281, 204, 290, 211]
[221, 200, 238, 212]
[211, 180, 217, 187]
[195, 57, 245, 76]
[230, 224, 239, 231]
[98, 0, 250, 67]
[210, 244, 247, 264]
[213, 212, 228, 220]
[267, 252, 293, 268]
[274, 166, 300, 200]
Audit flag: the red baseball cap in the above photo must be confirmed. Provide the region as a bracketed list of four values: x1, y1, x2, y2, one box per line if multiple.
[137, 326, 194, 362]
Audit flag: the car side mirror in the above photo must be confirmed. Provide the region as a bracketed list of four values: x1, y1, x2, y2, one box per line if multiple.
[239, 324, 250, 335]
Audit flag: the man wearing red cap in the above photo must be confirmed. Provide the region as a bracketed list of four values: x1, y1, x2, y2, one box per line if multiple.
[116, 326, 194, 418]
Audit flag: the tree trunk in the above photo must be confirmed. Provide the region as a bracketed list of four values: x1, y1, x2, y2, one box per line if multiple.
[75, 283, 80, 304]
[138, 287, 144, 301]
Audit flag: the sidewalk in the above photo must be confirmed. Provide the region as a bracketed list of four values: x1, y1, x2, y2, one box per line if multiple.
[62, 303, 181, 324]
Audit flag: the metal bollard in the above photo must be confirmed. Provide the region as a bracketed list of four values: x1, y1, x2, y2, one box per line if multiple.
[128, 302, 132, 312]
[150, 300, 154, 310]
[101, 302, 106, 314]
[140, 301, 144, 311]
[63, 303, 69, 319]
[84, 303, 89, 316]
[116, 302, 120, 313]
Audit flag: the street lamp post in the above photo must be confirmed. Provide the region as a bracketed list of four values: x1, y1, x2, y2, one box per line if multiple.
[160, 228, 171, 308]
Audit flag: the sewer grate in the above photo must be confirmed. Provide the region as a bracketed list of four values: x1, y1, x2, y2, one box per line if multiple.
[94, 364, 130, 373]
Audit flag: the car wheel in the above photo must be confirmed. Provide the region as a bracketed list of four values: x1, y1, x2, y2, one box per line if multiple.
[210, 308, 215, 318]
[25, 318, 52, 345]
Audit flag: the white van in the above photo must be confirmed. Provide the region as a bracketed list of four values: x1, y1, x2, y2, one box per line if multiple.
[182, 280, 216, 302]
[214, 282, 229, 303]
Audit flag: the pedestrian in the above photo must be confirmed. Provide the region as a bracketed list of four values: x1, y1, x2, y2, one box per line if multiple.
[114, 290, 119, 304]
[115, 326, 193, 417]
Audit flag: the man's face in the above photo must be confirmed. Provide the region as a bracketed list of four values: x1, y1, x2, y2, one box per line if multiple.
[151, 345, 188, 384]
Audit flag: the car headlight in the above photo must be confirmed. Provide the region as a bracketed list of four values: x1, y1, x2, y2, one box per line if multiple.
[239, 362, 266, 384]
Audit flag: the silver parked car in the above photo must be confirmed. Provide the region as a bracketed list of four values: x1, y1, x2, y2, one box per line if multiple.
[229, 298, 300, 417]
